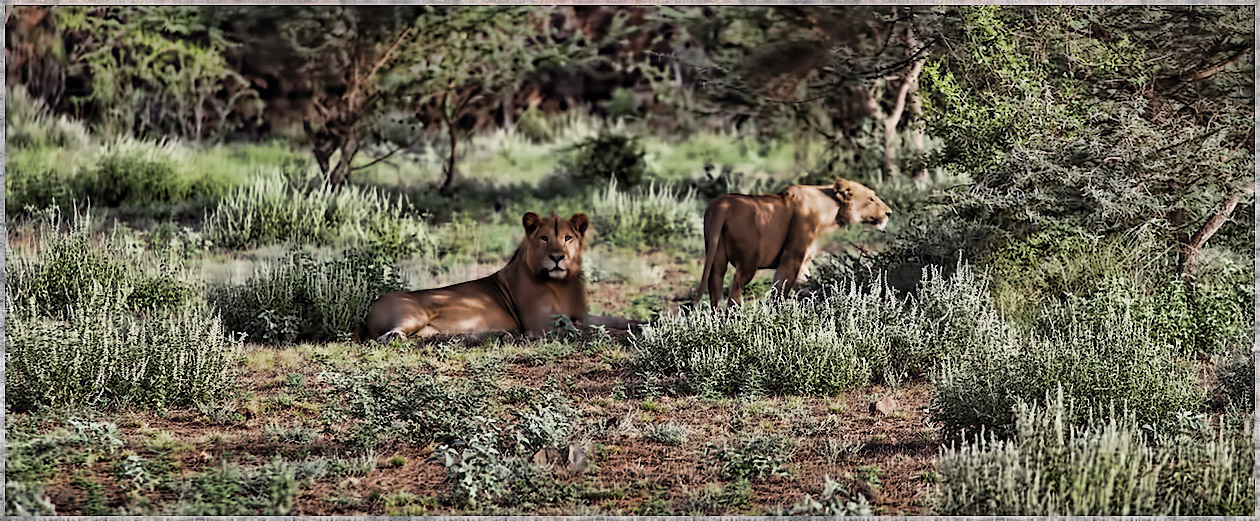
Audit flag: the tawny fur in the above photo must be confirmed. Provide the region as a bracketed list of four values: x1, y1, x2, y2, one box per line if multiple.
[357, 212, 636, 343]
[694, 178, 892, 308]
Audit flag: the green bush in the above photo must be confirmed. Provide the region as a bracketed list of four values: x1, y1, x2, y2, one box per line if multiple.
[204, 171, 434, 257]
[209, 249, 404, 344]
[632, 294, 872, 396]
[318, 364, 497, 450]
[6, 283, 238, 411]
[788, 476, 874, 516]
[7, 211, 201, 318]
[1210, 347, 1254, 412]
[932, 297, 1203, 438]
[166, 458, 327, 516]
[988, 228, 1250, 357]
[560, 131, 650, 188]
[590, 179, 702, 249]
[704, 434, 796, 481]
[932, 390, 1253, 516]
[634, 263, 1010, 395]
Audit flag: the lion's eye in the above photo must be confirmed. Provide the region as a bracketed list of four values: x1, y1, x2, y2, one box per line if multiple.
[565, 235, 573, 242]
[541, 236, 549, 243]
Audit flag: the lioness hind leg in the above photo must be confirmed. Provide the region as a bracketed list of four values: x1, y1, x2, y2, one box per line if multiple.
[708, 246, 729, 309]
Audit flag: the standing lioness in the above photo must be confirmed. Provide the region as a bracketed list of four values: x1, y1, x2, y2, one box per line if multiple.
[695, 178, 892, 307]
[358, 212, 593, 343]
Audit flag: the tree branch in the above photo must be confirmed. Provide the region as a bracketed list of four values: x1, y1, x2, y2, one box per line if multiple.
[351, 139, 419, 172]
[1158, 45, 1251, 93]
[1180, 183, 1255, 276]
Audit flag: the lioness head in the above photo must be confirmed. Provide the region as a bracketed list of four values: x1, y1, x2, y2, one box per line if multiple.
[833, 178, 892, 230]
[522, 211, 589, 280]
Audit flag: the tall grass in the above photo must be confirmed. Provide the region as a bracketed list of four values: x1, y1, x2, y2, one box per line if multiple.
[7, 210, 201, 318]
[932, 274, 1204, 438]
[933, 389, 1253, 516]
[204, 171, 434, 257]
[5, 210, 237, 411]
[633, 293, 873, 396]
[6, 284, 239, 411]
[632, 263, 1010, 395]
[591, 179, 702, 250]
[208, 249, 405, 344]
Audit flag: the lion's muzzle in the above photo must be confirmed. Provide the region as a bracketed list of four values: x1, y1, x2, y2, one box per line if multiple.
[544, 253, 569, 279]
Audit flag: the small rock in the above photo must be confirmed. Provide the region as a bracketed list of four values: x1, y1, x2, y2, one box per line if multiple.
[870, 396, 899, 416]
[532, 448, 562, 467]
[566, 444, 588, 473]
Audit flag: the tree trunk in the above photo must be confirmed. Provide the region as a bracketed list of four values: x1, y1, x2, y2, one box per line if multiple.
[502, 89, 515, 129]
[440, 119, 458, 196]
[1179, 185, 1254, 277]
[881, 22, 926, 178]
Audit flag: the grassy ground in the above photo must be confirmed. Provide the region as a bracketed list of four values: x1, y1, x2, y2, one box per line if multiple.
[6, 102, 1252, 516]
[17, 340, 938, 516]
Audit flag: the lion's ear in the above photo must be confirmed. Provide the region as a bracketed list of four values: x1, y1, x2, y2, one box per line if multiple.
[833, 180, 853, 201]
[569, 213, 590, 237]
[522, 212, 541, 234]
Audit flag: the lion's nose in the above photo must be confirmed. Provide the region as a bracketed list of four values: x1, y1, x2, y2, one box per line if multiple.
[550, 254, 565, 263]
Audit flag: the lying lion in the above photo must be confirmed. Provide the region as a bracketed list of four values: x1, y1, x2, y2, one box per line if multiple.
[357, 211, 635, 344]
[694, 178, 892, 308]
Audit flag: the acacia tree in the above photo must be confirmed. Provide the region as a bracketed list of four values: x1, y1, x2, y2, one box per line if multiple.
[213, 6, 592, 189]
[919, 6, 1254, 277]
[389, 7, 595, 195]
[658, 6, 941, 178]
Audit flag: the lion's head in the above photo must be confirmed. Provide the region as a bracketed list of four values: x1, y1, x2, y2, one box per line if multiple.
[833, 178, 891, 230]
[521, 212, 589, 280]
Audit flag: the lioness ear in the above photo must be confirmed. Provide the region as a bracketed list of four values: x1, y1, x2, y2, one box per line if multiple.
[522, 212, 541, 234]
[569, 213, 590, 237]
[833, 180, 853, 201]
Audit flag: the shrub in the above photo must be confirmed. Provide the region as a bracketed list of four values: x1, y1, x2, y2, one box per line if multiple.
[209, 249, 404, 343]
[8, 210, 205, 319]
[435, 419, 514, 508]
[704, 434, 796, 481]
[560, 131, 649, 188]
[1210, 347, 1254, 412]
[166, 458, 326, 516]
[932, 298, 1203, 438]
[632, 293, 872, 396]
[591, 179, 702, 249]
[932, 390, 1253, 516]
[204, 171, 434, 257]
[634, 263, 1009, 395]
[512, 394, 578, 453]
[6, 283, 240, 411]
[318, 364, 496, 450]
[789, 476, 874, 516]
[642, 422, 688, 446]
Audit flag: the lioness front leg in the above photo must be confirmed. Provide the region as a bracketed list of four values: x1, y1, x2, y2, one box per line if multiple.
[772, 252, 807, 298]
